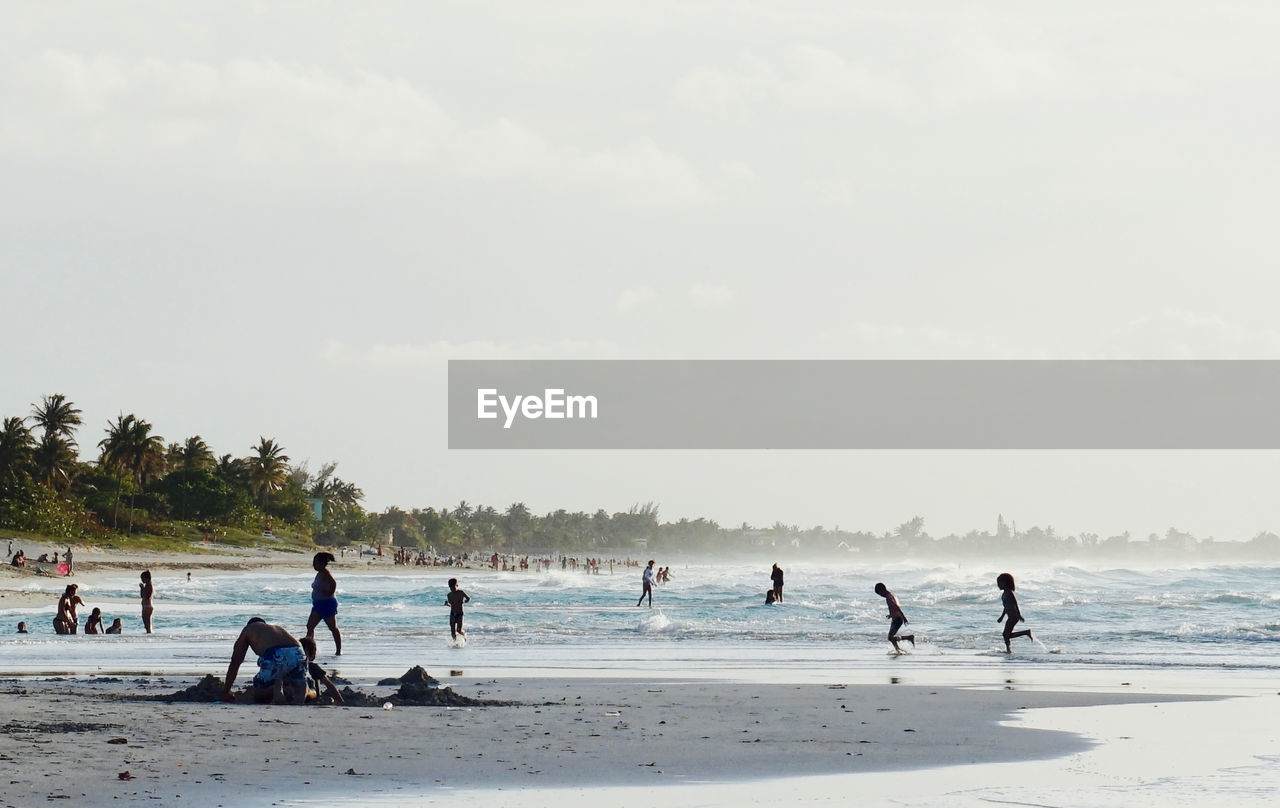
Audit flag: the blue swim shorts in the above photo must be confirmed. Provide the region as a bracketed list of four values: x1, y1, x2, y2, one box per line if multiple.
[252, 644, 307, 689]
[311, 597, 339, 619]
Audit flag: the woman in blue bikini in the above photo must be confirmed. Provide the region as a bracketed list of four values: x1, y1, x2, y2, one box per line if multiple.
[305, 552, 342, 655]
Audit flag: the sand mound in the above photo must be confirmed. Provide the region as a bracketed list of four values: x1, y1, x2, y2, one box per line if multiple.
[150, 668, 509, 707]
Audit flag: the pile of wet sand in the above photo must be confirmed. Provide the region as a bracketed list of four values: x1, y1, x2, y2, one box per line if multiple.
[147, 667, 510, 707]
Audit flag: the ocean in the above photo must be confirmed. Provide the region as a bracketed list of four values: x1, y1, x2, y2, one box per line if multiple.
[4, 557, 1279, 681]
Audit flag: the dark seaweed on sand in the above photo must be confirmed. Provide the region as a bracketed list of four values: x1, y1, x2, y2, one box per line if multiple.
[149, 667, 512, 707]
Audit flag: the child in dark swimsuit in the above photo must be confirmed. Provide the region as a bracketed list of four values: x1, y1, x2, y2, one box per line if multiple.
[299, 636, 345, 704]
[446, 578, 470, 641]
[874, 582, 915, 653]
[997, 572, 1033, 653]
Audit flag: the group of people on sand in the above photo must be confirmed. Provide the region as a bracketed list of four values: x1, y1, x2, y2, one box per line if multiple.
[6, 544, 72, 575]
[874, 573, 1032, 654]
[221, 552, 346, 706]
[33, 570, 153, 636]
[220, 552, 474, 706]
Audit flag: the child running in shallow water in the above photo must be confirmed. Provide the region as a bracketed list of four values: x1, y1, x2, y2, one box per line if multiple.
[996, 572, 1033, 653]
[445, 578, 470, 642]
[874, 583, 915, 653]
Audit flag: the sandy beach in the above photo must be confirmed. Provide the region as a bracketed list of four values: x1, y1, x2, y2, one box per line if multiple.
[5, 544, 1280, 807]
[0, 672, 1227, 808]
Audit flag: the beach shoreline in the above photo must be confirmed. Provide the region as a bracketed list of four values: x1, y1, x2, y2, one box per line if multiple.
[5, 546, 1280, 806]
[0, 671, 1225, 808]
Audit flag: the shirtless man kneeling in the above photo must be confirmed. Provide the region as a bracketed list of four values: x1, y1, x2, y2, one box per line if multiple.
[222, 618, 308, 704]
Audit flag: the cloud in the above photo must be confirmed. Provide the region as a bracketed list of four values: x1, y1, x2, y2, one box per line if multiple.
[1097, 310, 1280, 359]
[687, 283, 734, 310]
[673, 45, 907, 116]
[1, 51, 708, 206]
[317, 339, 622, 367]
[616, 286, 659, 314]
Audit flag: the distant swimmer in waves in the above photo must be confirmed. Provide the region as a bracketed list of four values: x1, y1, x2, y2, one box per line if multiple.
[996, 572, 1033, 653]
[874, 582, 915, 653]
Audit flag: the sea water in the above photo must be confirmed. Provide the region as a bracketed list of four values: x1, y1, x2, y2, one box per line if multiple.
[3, 557, 1279, 680]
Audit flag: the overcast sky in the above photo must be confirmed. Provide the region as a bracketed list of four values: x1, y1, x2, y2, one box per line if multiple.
[4, 2, 1280, 540]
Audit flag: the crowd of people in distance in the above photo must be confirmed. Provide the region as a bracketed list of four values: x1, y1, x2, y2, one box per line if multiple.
[6, 542, 73, 576]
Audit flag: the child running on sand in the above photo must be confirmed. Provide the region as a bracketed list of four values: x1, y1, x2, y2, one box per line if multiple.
[996, 572, 1033, 653]
[874, 582, 915, 653]
[445, 578, 470, 641]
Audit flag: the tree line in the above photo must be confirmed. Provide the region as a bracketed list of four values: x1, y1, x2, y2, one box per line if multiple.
[0, 394, 368, 543]
[3, 394, 1277, 559]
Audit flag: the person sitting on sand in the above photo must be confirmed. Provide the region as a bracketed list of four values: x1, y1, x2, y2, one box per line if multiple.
[84, 608, 104, 634]
[305, 552, 342, 656]
[996, 573, 1033, 653]
[874, 582, 915, 653]
[139, 570, 154, 634]
[16, 621, 27, 633]
[445, 577, 470, 641]
[298, 636, 345, 705]
[105, 618, 123, 634]
[222, 618, 308, 704]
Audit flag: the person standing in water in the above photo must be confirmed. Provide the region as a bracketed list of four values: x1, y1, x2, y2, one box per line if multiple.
[770, 563, 784, 603]
[305, 552, 342, 655]
[996, 572, 1033, 653]
[139, 570, 154, 633]
[637, 560, 655, 608]
[873, 582, 915, 653]
[445, 578, 470, 641]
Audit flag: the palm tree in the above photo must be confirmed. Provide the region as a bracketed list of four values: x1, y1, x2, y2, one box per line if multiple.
[0, 416, 34, 482]
[453, 500, 473, 524]
[331, 479, 364, 510]
[98, 413, 166, 532]
[248, 437, 290, 509]
[177, 436, 215, 472]
[30, 394, 82, 491]
[30, 394, 82, 443]
[32, 432, 78, 492]
[165, 442, 183, 470]
[216, 453, 245, 478]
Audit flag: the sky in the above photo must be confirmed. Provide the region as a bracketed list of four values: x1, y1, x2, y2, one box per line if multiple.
[3, 1, 1280, 541]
